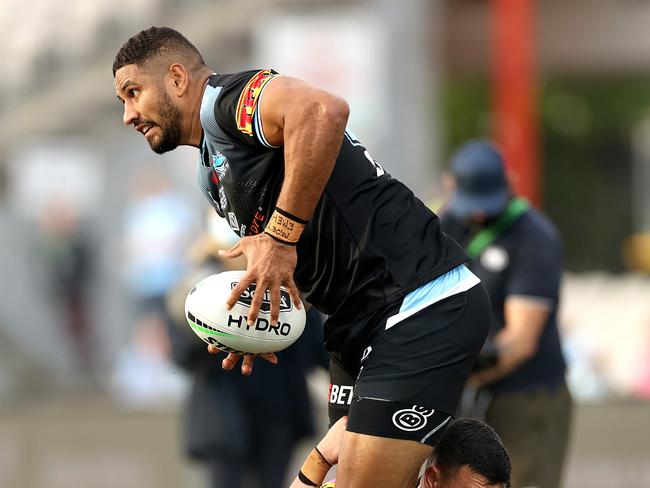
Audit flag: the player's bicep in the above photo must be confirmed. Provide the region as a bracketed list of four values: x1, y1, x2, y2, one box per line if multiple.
[258, 75, 348, 148]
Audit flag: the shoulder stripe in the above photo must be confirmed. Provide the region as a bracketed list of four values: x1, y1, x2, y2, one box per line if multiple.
[253, 75, 281, 148]
[235, 69, 276, 136]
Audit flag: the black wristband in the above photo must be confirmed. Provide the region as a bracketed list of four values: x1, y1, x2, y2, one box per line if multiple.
[314, 446, 332, 468]
[298, 470, 319, 486]
[275, 206, 309, 225]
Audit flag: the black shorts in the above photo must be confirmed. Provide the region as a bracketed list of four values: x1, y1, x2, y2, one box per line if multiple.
[327, 282, 490, 446]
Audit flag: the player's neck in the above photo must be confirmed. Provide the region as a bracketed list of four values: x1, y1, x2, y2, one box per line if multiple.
[184, 67, 214, 148]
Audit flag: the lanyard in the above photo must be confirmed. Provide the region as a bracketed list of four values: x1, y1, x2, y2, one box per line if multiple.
[465, 198, 529, 259]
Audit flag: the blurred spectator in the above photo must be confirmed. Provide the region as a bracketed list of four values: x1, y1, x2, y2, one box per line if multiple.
[112, 166, 197, 405]
[35, 196, 96, 373]
[166, 212, 329, 488]
[440, 140, 572, 488]
[110, 308, 187, 409]
[121, 166, 197, 319]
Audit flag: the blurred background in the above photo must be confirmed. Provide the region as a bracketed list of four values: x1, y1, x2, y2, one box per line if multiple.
[1, 0, 649, 487]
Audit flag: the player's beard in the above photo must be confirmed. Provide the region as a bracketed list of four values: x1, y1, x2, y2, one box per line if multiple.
[148, 91, 183, 154]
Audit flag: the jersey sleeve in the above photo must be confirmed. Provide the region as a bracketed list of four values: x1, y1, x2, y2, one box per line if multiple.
[212, 69, 281, 149]
[505, 220, 563, 304]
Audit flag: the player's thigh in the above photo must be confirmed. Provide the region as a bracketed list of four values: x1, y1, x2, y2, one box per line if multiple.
[336, 431, 432, 488]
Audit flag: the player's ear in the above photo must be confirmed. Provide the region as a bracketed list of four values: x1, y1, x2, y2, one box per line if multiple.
[422, 465, 439, 487]
[167, 63, 189, 96]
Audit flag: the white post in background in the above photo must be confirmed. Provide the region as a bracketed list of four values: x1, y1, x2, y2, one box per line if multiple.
[377, 0, 444, 201]
[253, 0, 444, 201]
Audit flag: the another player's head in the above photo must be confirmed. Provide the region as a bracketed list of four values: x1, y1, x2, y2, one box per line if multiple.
[446, 140, 511, 223]
[419, 418, 511, 488]
[113, 27, 208, 154]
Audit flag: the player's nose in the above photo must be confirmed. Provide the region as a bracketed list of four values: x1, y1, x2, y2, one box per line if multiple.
[123, 101, 139, 126]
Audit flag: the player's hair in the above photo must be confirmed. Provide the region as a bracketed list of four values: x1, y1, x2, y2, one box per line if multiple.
[433, 418, 511, 487]
[112, 26, 205, 76]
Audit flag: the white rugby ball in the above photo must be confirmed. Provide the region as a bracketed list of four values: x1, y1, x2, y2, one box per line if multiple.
[185, 270, 306, 355]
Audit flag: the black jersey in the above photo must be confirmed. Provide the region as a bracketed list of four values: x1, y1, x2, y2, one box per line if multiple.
[198, 69, 467, 349]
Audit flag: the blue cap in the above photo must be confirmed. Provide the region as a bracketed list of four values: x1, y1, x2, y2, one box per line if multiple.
[447, 140, 510, 218]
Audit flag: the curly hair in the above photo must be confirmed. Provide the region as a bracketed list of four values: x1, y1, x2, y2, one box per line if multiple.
[112, 26, 205, 76]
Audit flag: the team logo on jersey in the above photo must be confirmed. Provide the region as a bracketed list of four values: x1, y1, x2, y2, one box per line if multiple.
[211, 152, 229, 181]
[236, 69, 276, 136]
[480, 245, 510, 273]
[392, 405, 435, 432]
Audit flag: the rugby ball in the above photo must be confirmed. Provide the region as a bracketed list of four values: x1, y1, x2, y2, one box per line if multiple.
[184, 270, 306, 354]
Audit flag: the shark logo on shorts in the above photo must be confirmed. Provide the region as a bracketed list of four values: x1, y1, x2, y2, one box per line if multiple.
[392, 405, 435, 431]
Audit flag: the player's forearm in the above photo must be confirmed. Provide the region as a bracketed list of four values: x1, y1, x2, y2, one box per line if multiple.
[276, 96, 349, 221]
[289, 417, 346, 488]
[289, 447, 333, 488]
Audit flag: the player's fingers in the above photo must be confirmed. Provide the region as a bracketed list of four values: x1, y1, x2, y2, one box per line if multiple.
[222, 352, 241, 371]
[269, 284, 281, 325]
[286, 277, 303, 310]
[226, 273, 254, 310]
[241, 354, 255, 376]
[247, 280, 266, 325]
[259, 353, 278, 364]
[218, 241, 243, 259]
[207, 345, 221, 354]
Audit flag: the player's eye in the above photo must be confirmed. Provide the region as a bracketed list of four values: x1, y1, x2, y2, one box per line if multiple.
[129, 88, 140, 98]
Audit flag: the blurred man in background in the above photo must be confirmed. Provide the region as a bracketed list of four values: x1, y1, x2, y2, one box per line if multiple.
[35, 197, 96, 373]
[440, 140, 573, 488]
[111, 166, 197, 407]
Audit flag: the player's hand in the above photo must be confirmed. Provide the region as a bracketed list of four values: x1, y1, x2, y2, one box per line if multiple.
[207, 345, 278, 376]
[317, 416, 348, 466]
[219, 233, 302, 326]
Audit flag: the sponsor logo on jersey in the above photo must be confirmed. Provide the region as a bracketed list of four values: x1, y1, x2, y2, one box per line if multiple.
[228, 211, 239, 231]
[236, 69, 275, 136]
[328, 384, 354, 405]
[392, 405, 435, 432]
[248, 209, 266, 236]
[232, 282, 293, 313]
[219, 186, 228, 210]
